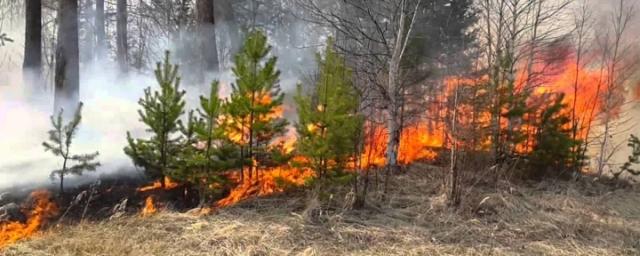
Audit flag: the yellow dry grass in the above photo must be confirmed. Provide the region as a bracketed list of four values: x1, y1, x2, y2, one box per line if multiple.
[4, 165, 640, 256]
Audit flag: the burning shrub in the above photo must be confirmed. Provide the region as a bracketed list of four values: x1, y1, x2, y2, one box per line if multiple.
[294, 39, 362, 185]
[42, 102, 100, 195]
[223, 30, 289, 181]
[125, 51, 187, 188]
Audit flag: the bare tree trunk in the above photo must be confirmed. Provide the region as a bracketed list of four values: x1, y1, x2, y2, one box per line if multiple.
[24, 0, 42, 92]
[596, 0, 634, 176]
[54, 0, 80, 112]
[95, 0, 106, 61]
[384, 0, 420, 193]
[384, 6, 407, 192]
[215, 0, 240, 61]
[571, 2, 591, 171]
[448, 79, 460, 206]
[116, 0, 128, 73]
[197, 0, 219, 76]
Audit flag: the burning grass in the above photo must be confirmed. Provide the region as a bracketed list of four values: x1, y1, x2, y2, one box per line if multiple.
[4, 165, 640, 255]
[141, 196, 157, 217]
[0, 190, 58, 249]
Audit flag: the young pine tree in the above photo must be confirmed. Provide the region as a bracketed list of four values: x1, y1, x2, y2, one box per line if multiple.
[43, 102, 100, 195]
[528, 94, 582, 178]
[172, 81, 238, 206]
[125, 51, 186, 187]
[295, 40, 362, 183]
[614, 134, 640, 179]
[224, 30, 288, 181]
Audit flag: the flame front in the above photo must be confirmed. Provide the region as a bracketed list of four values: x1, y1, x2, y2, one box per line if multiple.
[215, 167, 314, 208]
[213, 48, 611, 208]
[0, 190, 59, 249]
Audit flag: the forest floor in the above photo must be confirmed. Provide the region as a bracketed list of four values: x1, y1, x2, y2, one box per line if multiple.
[4, 164, 640, 256]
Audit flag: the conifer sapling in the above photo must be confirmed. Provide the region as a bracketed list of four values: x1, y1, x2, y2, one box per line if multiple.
[125, 51, 186, 187]
[295, 39, 362, 183]
[224, 30, 288, 180]
[43, 102, 100, 195]
[172, 81, 237, 206]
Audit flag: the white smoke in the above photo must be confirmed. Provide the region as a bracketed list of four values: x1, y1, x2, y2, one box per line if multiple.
[0, 12, 325, 191]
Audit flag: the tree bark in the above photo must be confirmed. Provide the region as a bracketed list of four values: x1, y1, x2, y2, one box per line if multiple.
[116, 0, 128, 73]
[197, 0, 219, 73]
[54, 0, 80, 112]
[23, 0, 42, 91]
[95, 0, 106, 61]
[385, 3, 407, 180]
[215, 0, 239, 60]
[448, 80, 460, 206]
[385, 0, 419, 180]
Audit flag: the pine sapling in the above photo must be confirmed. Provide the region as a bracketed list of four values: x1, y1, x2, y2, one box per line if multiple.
[614, 134, 640, 179]
[125, 51, 186, 187]
[173, 81, 236, 206]
[43, 102, 100, 196]
[224, 30, 288, 181]
[295, 39, 362, 184]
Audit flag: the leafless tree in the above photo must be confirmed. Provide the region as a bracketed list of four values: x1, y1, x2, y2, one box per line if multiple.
[594, 0, 637, 176]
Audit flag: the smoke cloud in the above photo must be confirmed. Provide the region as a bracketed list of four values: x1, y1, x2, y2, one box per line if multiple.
[0, 11, 324, 191]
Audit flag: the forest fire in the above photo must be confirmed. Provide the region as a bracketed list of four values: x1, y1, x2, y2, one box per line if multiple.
[439, 49, 610, 155]
[0, 190, 58, 249]
[516, 58, 608, 152]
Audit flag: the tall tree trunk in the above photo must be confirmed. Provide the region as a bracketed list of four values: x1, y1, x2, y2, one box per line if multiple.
[54, 0, 80, 112]
[116, 0, 128, 73]
[448, 80, 460, 206]
[197, 0, 219, 75]
[385, 0, 419, 185]
[83, 0, 95, 62]
[385, 7, 406, 182]
[23, 0, 42, 91]
[215, 0, 239, 60]
[95, 0, 106, 61]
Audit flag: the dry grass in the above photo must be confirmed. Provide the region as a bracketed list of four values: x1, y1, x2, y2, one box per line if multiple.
[4, 165, 640, 256]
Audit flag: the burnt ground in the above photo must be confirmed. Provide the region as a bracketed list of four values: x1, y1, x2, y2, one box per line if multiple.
[0, 173, 213, 226]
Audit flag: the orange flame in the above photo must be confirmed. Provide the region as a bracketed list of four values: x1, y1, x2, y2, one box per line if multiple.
[0, 190, 59, 249]
[141, 196, 157, 217]
[215, 167, 314, 208]
[440, 48, 609, 155]
[360, 123, 444, 168]
[137, 176, 180, 192]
